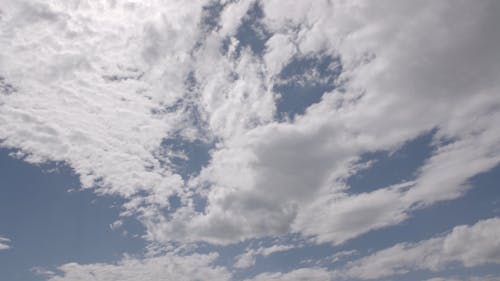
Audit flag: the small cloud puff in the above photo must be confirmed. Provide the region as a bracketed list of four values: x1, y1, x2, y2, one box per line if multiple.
[0, 236, 11, 251]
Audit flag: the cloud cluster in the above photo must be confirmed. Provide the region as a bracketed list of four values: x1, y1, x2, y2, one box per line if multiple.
[45, 252, 231, 281]
[25, 217, 500, 280]
[239, 217, 500, 280]
[0, 0, 211, 207]
[1, 0, 500, 280]
[340, 217, 500, 279]
[146, 0, 500, 246]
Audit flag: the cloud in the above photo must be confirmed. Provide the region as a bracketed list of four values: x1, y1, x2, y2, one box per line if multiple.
[0, 236, 10, 250]
[326, 250, 358, 264]
[242, 218, 500, 280]
[0, 0, 211, 207]
[339, 217, 500, 280]
[1, 0, 499, 258]
[234, 244, 296, 269]
[1, 1, 500, 281]
[244, 267, 331, 281]
[425, 276, 500, 281]
[293, 125, 500, 244]
[46, 252, 231, 281]
[150, 0, 500, 245]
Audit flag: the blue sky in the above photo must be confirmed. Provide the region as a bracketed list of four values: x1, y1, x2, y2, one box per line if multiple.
[0, 149, 146, 281]
[1, 1, 500, 281]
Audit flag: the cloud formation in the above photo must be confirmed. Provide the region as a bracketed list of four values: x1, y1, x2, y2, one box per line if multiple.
[234, 244, 296, 269]
[2, 0, 499, 245]
[1, 0, 500, 280]
[340, 217, 500, 280]
[245, 267, 331, 281]
[46, 252, 231, 281]
[0, 236, 10, 251]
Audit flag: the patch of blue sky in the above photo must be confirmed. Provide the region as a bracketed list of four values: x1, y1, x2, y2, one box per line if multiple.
[200, 1, 224, 33]
[347, 130, 436, 194]
[159, 138, 212, 181]
[167, 194, 182, 211]
[342, 127, 500, 248]
[223, 2, 270, 57]
[220, 3, 344, 122]
[154, 73, 214, 183]
[0, 149, 146, 281]
[337, 164, 500, 271]
[157, 136, 213, 216]
[274, 55, 342, 120]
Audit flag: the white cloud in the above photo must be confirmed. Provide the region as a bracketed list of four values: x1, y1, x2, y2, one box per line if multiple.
[245, 267, 331, 281]
[1, 0, 499, 258]
[241, 218, 500, 280]
[294, 182, 411, 244]
[340, 217, 500, 280]
[31, 267, 56, 278]
[234, 244, 296, 269]
[0, 236, 10, 250]
[0, 1, 499, 281]
[0, 0, 209, 205]
[46, 252, 231, 281]
[109, 220, 123, 231]
[328, 250, 358, 264]
[153, 0, 500, 245]
[218, 0, 256, 38]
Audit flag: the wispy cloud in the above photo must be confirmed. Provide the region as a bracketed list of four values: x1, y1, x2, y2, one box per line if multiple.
[0, 236, 11, 251]
[339, 217, 500, 280]
[234, 244, 297, 269]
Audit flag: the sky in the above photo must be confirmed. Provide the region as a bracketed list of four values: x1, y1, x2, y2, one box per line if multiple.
[0, 1, 500, 280]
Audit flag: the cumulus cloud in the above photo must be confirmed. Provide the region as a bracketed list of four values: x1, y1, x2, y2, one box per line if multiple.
[339, 217, 500, 280]
[45, 252, 231, 281]
[1, 1, 499, 276]
[151, 0, 500, 245]
[242, 218, 500, 280]
[0, 0, 208, 205]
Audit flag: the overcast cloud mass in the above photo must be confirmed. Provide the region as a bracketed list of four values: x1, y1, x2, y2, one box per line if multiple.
[0, 0, 499, 280]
